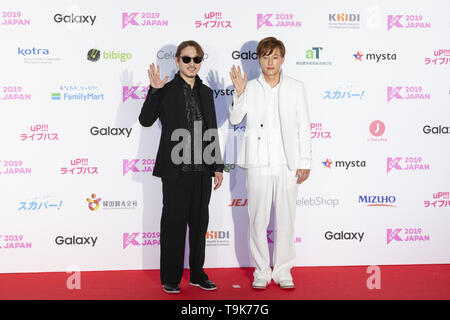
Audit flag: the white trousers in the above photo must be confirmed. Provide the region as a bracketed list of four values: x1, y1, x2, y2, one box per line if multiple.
[246, 165, 298, 284]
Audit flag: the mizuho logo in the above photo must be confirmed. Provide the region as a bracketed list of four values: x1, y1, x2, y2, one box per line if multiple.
[358, 195, 397, 207]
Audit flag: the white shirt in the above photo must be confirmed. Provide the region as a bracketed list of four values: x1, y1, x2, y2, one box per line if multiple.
[229, 71, 312, 170]
[261, 78, 288, 167]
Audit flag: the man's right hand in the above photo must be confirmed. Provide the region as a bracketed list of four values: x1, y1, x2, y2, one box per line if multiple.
[229, 65, 247, 98]
[148, 63, 169, 89]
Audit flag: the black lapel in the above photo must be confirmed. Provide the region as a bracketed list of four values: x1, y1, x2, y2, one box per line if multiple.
[173, 75, 188, 129]
[199, 86, 213, 129]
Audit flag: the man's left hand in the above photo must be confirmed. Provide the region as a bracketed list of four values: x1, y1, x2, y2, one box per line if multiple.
[214, 172, 223, 190]
[296, 169, 310, 184]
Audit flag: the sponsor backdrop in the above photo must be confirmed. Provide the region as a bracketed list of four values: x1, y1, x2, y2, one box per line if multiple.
[0, 0, 449, 273]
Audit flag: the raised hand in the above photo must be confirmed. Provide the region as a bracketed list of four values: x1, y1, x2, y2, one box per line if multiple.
[229, 65, 247, 98]
[148, 63, 169, 89]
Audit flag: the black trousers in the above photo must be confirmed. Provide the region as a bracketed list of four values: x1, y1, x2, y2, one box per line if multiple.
[160, 170, 212, 286]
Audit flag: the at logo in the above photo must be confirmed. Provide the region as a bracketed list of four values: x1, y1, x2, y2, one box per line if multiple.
[306, 47, 323, 59]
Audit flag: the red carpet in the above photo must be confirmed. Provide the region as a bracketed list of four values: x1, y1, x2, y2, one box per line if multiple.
[0, 265, 449, 300]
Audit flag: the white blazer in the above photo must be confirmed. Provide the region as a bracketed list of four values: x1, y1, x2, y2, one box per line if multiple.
[229, 71, 312, 170]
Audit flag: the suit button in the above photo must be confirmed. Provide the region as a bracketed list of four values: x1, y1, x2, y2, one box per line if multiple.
[258, 137, 261, 140]
[261, 124, 263, 127]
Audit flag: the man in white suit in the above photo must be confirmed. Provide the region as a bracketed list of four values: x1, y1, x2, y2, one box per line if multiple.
[229, 37, 311, 289]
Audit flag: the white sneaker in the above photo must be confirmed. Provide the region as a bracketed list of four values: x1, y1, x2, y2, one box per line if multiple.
[252, 278, 269, 289]
[279, 280, 295, 289]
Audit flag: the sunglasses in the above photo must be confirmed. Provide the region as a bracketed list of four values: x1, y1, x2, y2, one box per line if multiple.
[180, 56, 203, 64]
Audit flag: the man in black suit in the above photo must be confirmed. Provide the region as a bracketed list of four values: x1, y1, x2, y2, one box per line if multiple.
[139, 40, 224, 294]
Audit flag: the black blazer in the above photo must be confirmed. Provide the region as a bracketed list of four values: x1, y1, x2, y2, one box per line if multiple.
[138, 73, 224, 178]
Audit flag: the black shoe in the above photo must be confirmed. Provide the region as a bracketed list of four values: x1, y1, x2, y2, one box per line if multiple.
[190, 279, 217, 291]
[162, 283, 180, 294]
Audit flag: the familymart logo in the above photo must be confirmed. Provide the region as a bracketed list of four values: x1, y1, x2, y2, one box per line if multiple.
[51, 84, 104, 101]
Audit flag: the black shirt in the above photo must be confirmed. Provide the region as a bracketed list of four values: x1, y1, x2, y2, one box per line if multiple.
[177, 73, 208, 172]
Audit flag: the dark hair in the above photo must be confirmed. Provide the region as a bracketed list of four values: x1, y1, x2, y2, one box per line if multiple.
[175, 40, 205, 60]
[257, 37, 286, 58]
